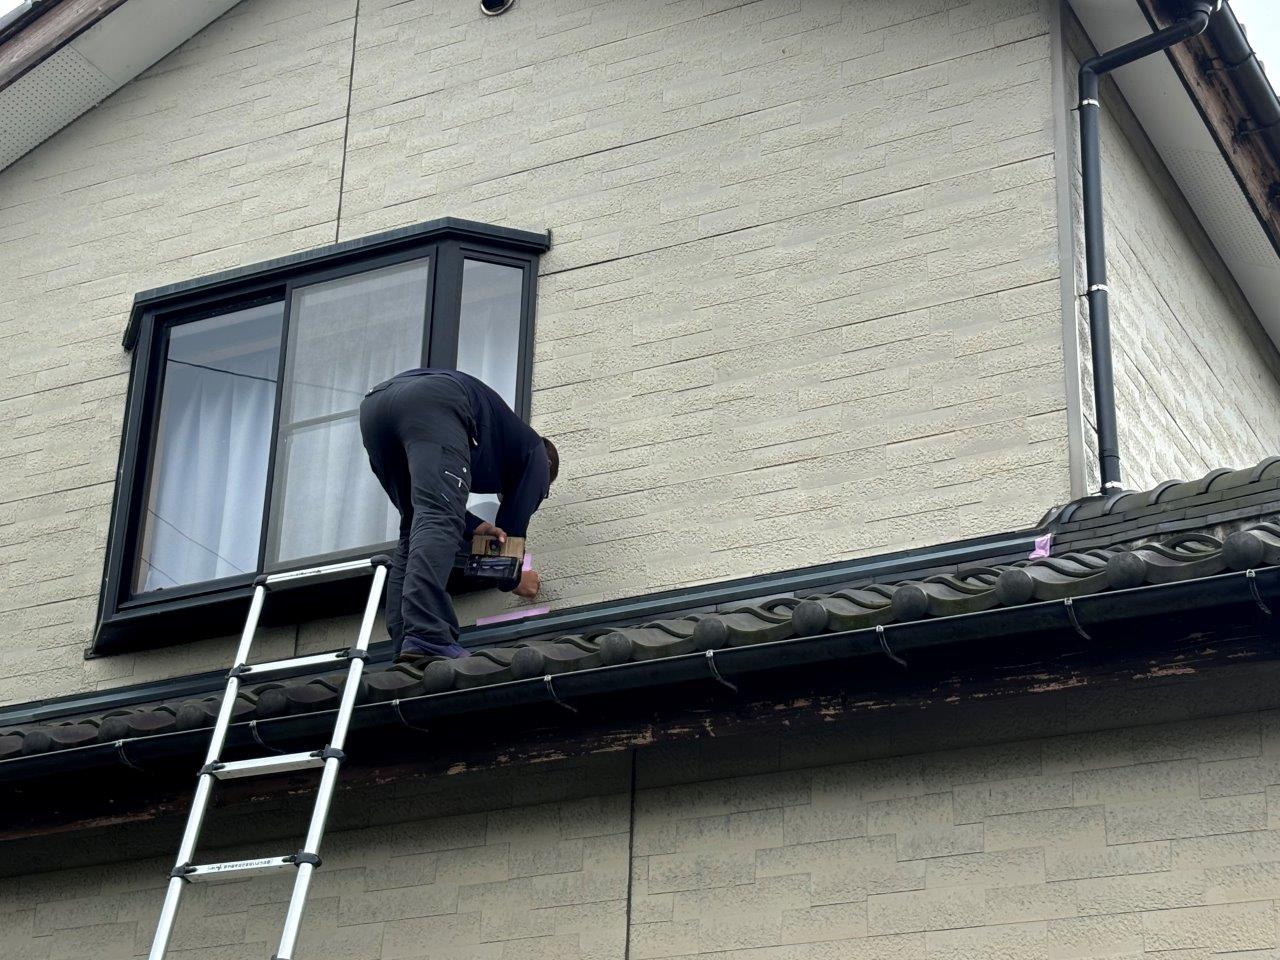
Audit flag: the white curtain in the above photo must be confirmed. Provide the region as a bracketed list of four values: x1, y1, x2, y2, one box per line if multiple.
[270, 259, 429, 563]
[137, 257, 530, 587]
[136, 305, 281, 593]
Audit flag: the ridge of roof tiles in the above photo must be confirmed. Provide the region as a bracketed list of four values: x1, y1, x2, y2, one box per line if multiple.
[1040, 456, 1280, 526]
[4, 520, 1279, 762]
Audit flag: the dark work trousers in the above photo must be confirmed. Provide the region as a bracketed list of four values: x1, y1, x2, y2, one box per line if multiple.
[359, 374, 474, 657]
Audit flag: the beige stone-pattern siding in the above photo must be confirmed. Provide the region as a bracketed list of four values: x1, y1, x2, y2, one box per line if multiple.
[1062, 27, 1280, 493]
[10, 662, 1280, 959]
[0, 757, 635, 960]
[0, 0, 357, 703]
[0, 0, 1071, 701]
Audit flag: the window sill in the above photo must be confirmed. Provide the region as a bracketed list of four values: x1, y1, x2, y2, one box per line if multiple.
[92, 563, 383, 656]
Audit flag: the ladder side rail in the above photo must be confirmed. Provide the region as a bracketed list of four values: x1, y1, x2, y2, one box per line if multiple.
[149, 583, 268, 960]
[228, 582, 269, 673]
[273, 561, 387, 960]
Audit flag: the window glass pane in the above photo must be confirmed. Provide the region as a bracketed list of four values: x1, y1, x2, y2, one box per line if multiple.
[273, 417, 398, 562]
[269, 259, 429, 564]
[456, 258, 524, 523]
[285, 259, 431, 422]
[457, 259, 523, 407]
[133, 302, 284, 593]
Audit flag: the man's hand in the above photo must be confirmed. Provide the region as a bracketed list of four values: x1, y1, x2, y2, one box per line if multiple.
[513, 569, 541, 599]
[474, 521, 507, 544]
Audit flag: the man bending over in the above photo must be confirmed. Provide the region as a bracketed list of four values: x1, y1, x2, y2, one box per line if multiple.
[359, 368, 557, 663]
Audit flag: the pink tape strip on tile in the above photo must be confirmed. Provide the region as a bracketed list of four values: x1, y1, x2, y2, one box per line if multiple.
[475, 606, 550, 626]
[475, 553, 545, 625]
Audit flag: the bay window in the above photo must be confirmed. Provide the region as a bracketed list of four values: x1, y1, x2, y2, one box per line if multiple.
[96, 218, 547, 654]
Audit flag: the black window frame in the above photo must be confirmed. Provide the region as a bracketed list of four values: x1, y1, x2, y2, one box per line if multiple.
[93, 218, 549, 656]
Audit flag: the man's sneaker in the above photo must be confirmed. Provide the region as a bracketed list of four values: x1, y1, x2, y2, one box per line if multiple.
[395, 636, 470, 665]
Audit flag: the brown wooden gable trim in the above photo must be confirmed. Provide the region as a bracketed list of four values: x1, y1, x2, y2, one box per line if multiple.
[1135, 0, 1280, 258]
[0, 0, 129, 90]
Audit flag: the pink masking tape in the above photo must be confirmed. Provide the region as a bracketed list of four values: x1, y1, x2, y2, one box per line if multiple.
[1029, 532, 1053, 560]
[475, 553, 544, 625]
[476, 606, 550, 626]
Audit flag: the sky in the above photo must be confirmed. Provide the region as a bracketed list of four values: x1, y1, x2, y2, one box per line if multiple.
[1233, 0, 1280, 78]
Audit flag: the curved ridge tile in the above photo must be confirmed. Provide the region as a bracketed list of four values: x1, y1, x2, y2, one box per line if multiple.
[1064, 497, 1110, 522]
[1196, 468, 1233, 494]
[807, 585, 897, 632]
[284, 678, 341, 713]
[1224, 522, 1280, 569]
[889, 569, 1004, 620]
[601, 620, 704, 661]
[254, 685, 290, 718]
[47, 722, 99, 750]
[122, 705, 177, 738]
[1034, 548, 1117, 576]
[718, 599, 800, 647]
[7, 504, 1278, 760]
[428, 649, 531, 690]
[1099, 491, 1135, 515]
[364, 664, 428, 702]
[1252, 456, 1280, 481]
[21, 728, 54, 755]
[1149, 479, 1189, 504]
[513, 636, 615, 674]
[1106, 534, 1228, 588]
[1039, 450, 1280, 524]
[1104, 491, 1140, 514]
[1209, 465, 1258, 492]
[995, 549, 1118, 604]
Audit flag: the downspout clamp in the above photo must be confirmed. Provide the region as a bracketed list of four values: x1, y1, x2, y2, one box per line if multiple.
[1077, 0, 1220, 493]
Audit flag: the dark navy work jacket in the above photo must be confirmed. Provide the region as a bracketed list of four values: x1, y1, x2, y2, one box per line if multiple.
[389, 367, 549, 538]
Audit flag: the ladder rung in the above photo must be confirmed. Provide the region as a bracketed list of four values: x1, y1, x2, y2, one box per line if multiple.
[208, 752, 325, 780]
[234, 651, 349, 679]
[263, 557, 379, 587]
[184, 856, 295, 882]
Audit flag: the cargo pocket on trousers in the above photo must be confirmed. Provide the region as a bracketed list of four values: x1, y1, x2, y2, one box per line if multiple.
[440, 447, 472, 514]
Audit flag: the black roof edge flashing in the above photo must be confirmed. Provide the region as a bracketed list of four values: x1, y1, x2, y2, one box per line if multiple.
[4, 565, 1277, 786]
[121, 217, 552, 350]
[3, 526, 1039, 728]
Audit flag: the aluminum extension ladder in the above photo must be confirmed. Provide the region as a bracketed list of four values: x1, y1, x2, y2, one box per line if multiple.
[148, 555, 390, 960]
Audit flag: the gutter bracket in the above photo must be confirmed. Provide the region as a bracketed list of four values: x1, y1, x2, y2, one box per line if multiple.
[1236, 117, 1280, 140]
[249, 719, 285, 755]
[1247, 569, 1273, 617]
[1064, 597, 1092, 641]
[877, 625, 908, 668]
[1198, 52, 1229, 75]
[543, 675, 579, 714]
[391, 698, 431, 734]
[115, 739, 145, 772]
[704, 650, 739, 693]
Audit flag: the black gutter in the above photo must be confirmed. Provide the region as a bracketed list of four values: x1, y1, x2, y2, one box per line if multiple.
[1207, 2, 1280, 169]
[0, 526, 1037, 729]
[4, 565, 1277, 785]
[0, 527, 1039, 727]
[1078, 0, 1219, 494]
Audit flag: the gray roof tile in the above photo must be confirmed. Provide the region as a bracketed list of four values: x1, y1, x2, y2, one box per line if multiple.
[3, 518, 1278, 762]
